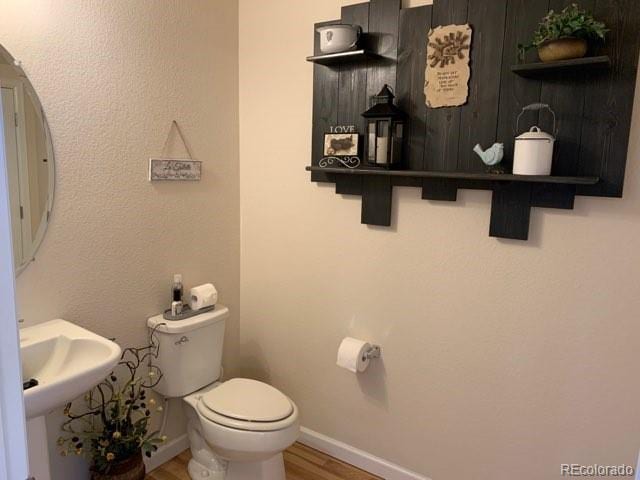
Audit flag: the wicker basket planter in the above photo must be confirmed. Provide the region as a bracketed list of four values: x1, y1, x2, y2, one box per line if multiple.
[90, 451, 145, 480]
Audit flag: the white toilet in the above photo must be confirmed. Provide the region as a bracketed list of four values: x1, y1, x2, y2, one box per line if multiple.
[148, 306, 300, 480]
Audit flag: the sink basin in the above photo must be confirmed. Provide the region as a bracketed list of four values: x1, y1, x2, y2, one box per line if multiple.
[20, 319, 121, 419]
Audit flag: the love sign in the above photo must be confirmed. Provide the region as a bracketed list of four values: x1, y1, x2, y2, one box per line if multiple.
[329, 125, 357, 134]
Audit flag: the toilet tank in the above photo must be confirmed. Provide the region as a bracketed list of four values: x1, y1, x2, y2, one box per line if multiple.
[147, 305, 229, 398]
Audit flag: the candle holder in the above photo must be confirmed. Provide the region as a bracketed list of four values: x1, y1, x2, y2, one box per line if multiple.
[361, 85, 407, 169]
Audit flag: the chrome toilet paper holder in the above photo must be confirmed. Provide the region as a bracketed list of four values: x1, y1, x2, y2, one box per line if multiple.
[363, 345, 381, 360]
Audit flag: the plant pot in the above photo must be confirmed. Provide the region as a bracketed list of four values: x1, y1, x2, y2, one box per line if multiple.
[90, 451, 146, 480]
[537, 37, 588, 62]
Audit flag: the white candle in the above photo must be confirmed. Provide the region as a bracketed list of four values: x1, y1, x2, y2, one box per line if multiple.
[376, 137, 389, 164]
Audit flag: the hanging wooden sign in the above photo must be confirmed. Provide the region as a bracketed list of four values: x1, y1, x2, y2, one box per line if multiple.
[149, 159, 202, 181]
[424, 24, 473, 108]
[148, 120, 201, 181]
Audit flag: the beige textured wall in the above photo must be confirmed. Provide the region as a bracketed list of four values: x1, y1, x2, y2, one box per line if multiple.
[239, 1, 640, 479]
[0, 0, 239, 477]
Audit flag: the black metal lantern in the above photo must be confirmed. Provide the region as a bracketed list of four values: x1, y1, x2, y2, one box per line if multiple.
[361, 85, 406, 168]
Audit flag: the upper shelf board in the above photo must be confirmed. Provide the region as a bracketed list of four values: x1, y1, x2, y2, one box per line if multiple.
[305, 166, 600, 185]
[511, 55, 611, 77]
[306, 49, 381, 66]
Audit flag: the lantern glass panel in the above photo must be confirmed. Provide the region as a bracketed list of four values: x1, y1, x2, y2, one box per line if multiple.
[367, 121, 376, 163]
[376, 120, 390, 165]
[392, 121, 404, 165]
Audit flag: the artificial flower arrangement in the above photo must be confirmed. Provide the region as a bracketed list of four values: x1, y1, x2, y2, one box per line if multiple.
[58, 330, 166, 480]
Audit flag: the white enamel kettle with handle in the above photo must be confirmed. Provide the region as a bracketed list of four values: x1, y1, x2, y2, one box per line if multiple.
[513, 103, 557, 176]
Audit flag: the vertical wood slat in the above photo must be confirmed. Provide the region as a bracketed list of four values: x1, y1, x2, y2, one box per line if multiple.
[424, 0, 469, 172]
[365, 0, 401, 98]
[538, 0, 594, 176]
[420, 0, 468, 202]
[577, 0, 640, 197]
[531, 183, 575, 209]
[530, 0, 593, 209]
[457, 0, 509, 173]
[362, 176, 393, 226]
[311, 20, 341, 183]
[495, 0, 551, 171]
[335, 2, 370, 196]
[489, 183, 532, 240]
[397, 5, 431, 172]
[361, 0, 401, 226]
[422, 179, 458, 201]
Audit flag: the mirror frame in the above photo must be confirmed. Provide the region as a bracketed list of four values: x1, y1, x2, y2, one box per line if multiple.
[0, 44, 55, 276]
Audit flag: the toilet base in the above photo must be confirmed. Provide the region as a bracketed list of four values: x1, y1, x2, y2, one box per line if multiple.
[184, 393, 288, 480]
[187, 452, 285, 480]
[226, 453, 286, 480]
[188, 457, 226, 480]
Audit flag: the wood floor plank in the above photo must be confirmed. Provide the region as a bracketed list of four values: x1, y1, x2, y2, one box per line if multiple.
[284, 461, 328, 480]
[287, 443, 329, 467]
[162, 459, 191, 478]
[146, 443, 380, 480]
[322, 459, 382, 480]
[283, 451, 345, 480]
[146, 467, 183, 480]
[177, 451, 191, 464]
[288, 443, 382, 480]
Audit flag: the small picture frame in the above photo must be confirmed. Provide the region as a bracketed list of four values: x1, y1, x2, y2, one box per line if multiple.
[324, 133, 359, 157]
[149, 159, 202, 181]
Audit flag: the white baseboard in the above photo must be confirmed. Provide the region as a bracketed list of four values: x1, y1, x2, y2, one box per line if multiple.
[144, 433, 190, 473]
[298, 427, 431, 480]
[143, 427, 430, 480]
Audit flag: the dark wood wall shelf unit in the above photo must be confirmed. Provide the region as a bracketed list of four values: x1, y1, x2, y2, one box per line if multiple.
[307, 0, 640, 241]
[511, 55, 611, 77]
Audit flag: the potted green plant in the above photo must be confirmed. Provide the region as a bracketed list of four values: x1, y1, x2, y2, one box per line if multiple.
[57, 336, 166, 480]
[519, 4, 607, 63]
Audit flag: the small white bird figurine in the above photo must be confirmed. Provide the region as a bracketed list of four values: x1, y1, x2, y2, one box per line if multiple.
[474, 143, 504, 166]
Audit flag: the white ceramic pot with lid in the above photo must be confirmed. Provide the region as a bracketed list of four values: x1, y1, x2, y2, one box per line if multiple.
[513, 103, 557, 176]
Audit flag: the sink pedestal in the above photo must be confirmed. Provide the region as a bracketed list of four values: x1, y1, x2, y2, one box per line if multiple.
[27, 416, 51, 480]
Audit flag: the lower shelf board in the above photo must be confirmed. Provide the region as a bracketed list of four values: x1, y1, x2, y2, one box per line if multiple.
[306, 166, 590, 240]
[305, 166, 599, 185]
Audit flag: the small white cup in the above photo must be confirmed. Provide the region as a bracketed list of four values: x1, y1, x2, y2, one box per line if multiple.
[317, 25, 361, 54]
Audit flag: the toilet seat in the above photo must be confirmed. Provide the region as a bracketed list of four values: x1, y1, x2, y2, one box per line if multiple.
[197, 378, 298, 432]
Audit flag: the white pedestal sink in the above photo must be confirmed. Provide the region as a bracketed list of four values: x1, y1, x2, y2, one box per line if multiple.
[20, 320, 122, 479]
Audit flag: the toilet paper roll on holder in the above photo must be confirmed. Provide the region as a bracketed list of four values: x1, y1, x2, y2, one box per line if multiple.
[363, 345, 381, 361]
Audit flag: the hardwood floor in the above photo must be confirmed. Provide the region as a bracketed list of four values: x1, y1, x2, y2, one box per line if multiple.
[146, 443, 382, 480]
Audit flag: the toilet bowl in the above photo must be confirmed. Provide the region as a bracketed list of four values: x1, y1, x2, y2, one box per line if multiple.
[147, 307, 300, 480]
[183, 379, 299, 479]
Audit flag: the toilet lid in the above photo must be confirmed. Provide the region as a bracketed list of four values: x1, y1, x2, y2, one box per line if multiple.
[201, 378, 294, 422]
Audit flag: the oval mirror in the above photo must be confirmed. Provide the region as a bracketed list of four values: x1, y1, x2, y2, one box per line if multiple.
[0, 44, 54, 276]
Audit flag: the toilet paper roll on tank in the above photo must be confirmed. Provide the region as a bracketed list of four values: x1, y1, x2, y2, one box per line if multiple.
[336, 337, 381, 373]
[190, 283, 218, 311]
